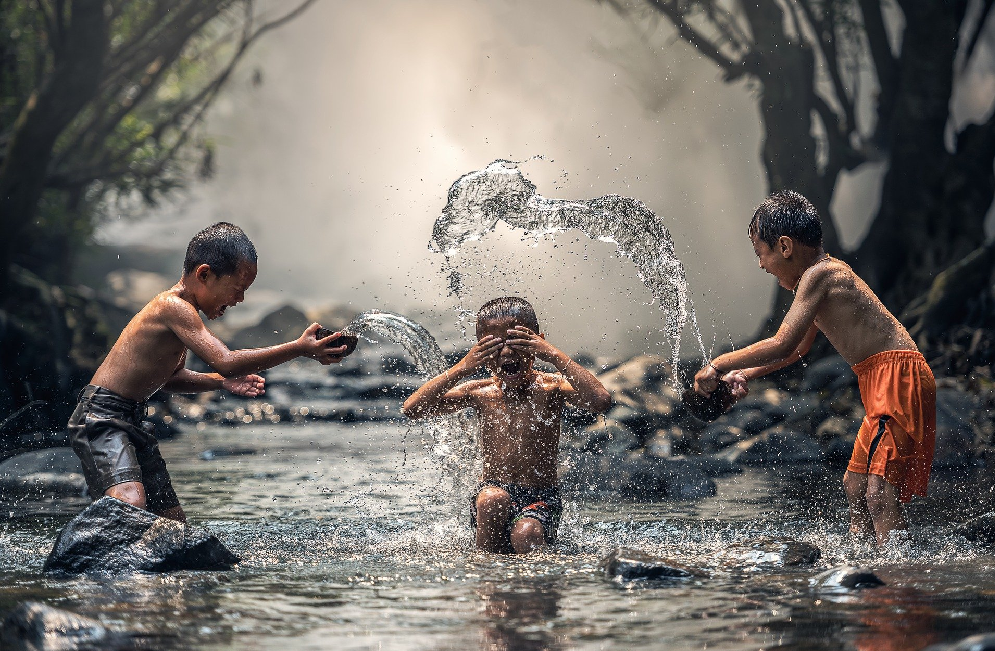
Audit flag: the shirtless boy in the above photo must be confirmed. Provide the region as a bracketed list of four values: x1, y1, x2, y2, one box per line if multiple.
[402, 297, 611, 554]
[694, 191, 936, 546]
[69, 222, 348, 522]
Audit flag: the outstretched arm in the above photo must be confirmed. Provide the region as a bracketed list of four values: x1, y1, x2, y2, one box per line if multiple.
[164, 368, 266, 397]
[401, 335, 503, 419]
[505, 326, 612, 412]
[695, 266, 827, 395]
[165, 296, 347, 377]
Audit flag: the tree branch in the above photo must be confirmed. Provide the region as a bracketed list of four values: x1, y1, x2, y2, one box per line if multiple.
[856, 0, 898, 146]
[962, 0, 995, 69]
[645, 0, 748, 78]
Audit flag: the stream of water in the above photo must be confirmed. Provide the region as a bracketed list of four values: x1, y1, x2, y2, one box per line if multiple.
[2, 418, 995, 650]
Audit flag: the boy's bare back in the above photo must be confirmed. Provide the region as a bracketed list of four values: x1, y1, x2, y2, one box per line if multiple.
[91, 289, 200, 401]
[786, 256, 916, 365]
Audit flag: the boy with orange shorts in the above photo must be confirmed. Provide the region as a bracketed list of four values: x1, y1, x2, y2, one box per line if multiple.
[694, 191, 936, 546]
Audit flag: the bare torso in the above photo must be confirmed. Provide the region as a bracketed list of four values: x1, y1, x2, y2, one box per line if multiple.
[90, 287, 190, 402]
[812, 258, 917, 365]
[468, 371, 565, 488]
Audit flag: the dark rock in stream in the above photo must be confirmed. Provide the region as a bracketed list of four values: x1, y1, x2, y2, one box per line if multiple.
[0, 448, 87, 499]
[811, 566, 885, 590]
[199, 446, 257, 460]
[563, 453, 716, 499]
[601, 548, 706, 581]
[924, 633, 995, 651]
[44, 497, 239, 574]
[953, 511, 995, 545]
[722, 537, 821, 567]
[720, 426, 825, 466]
[0, 601, 110, 650]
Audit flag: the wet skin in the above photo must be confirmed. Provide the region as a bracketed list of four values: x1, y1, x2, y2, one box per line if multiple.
[692, 231, 920, 546]
[402, 315, 611, 552]
[89, 259, 350, 520]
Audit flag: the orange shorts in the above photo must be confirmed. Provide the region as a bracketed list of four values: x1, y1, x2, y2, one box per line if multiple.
[847, 350, 936, 503]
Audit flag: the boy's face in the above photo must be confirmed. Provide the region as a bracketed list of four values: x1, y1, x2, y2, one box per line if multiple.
[750, 232, 794, 290]
[196, 259, 257, 319]
[476, 315, 536, 388]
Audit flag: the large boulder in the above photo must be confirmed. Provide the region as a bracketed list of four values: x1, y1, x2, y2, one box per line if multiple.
[698, 423, 749, 453]
[597, 355, 673, 394]
[601, 548, 705, 581]
[720, 426, 825, 466]
[0, 448, 87, 499]
[0, 602, 110, 651]
[578, 420, 641, 457]
[228, 304, 310, 349]
[44, 497, 239, 574]
[802, 355, 854, 392]
[561, 452, 716, 499]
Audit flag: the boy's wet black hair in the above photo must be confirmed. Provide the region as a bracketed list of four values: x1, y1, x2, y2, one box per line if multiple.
[183, 222, 258, 277]
[476, 297, 540, 336]
[749, 190, 823, 248]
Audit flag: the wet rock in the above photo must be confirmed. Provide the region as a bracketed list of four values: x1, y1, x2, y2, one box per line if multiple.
[924, 633, 995, 651]
[824, 433, 858, 466]
[44, 496, 239, 574]
[698, 423, 749, 453]
[953, 511, 995, 545]
[624, 456, 717, 499]
[802, 355, 853, 392]
[199, 446, 257, 461]
[811, 566, 885, 589]
[580, 420, 641, 456]
[723, 537, 821, 567]
[228, 304, 310, 349]
[0, 601, 109, 650]
[597, 355, 673, 394]
[679, 454, 743, 477]
[601, 547, 705, 581]
[0, 448, 87, 499]
[814, 416, 856, 441]
[933, 389, 980, 468]
[726, 408, 785, 435]
[720, 426, 825, 466]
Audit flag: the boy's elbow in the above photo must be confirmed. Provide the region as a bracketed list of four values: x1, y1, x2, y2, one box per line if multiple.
[591, 389, 612, 413]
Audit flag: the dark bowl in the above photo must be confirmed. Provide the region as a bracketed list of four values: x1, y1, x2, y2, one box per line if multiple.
[316, 327, 359, 358]
[681, 380, 735, 422]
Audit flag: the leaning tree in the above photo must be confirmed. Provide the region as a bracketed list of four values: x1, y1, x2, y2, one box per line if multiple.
[607, 0, 995, 351]
[0, 0, 316, 288]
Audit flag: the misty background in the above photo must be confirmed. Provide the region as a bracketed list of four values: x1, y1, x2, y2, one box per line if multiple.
[95, 0, 995, 361]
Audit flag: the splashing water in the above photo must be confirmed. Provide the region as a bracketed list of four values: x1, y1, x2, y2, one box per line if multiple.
[430, 159, 708, 379]
[342, 310, 481, 504]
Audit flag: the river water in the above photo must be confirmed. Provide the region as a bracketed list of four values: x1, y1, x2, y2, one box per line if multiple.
[2, 418, 995, 650]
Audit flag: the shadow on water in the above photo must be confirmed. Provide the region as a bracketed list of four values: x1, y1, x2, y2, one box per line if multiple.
[2, 420, 995, 649]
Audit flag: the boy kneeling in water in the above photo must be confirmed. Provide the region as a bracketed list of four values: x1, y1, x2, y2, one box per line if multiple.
[69, 222, 349, 522]
[694, 191, 936, 546]
[403, 297, 611, 553]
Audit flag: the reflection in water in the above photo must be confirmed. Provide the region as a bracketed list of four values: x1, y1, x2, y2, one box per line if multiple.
[478, 580, 562, 651]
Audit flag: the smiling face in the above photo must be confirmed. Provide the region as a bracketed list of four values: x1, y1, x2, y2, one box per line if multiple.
[750, 231, 797, 290]
[476, 315, 536, 388]
[196, 259, 257, 319]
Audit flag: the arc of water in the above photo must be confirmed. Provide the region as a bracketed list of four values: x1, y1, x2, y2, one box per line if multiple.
[429, 160, 707, 381]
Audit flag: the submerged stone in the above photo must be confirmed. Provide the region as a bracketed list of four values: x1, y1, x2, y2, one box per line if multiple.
[44, 496, 239, 574]
[924, 633, 995, 651]
[601, 547, 705, 581]
[811, 566, 884, 589]
[723, 537, 822, 567]
[953, 511, 995, 545]
[0, 601, 108, 650]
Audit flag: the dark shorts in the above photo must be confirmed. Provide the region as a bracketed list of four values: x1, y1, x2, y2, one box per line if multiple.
[469, 481, 563, 546]
[68, 385, 180, 511]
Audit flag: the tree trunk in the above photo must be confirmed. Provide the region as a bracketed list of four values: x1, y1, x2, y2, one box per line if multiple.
[854, 2, 985, 310]
[0, 0, 108, 292]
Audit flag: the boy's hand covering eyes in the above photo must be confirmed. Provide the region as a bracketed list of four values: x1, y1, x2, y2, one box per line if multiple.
[504, 326, 557, 361]
[460, 335, 503, 371]
[299, 323, 349, 365]
[223, 374, 266, 397]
